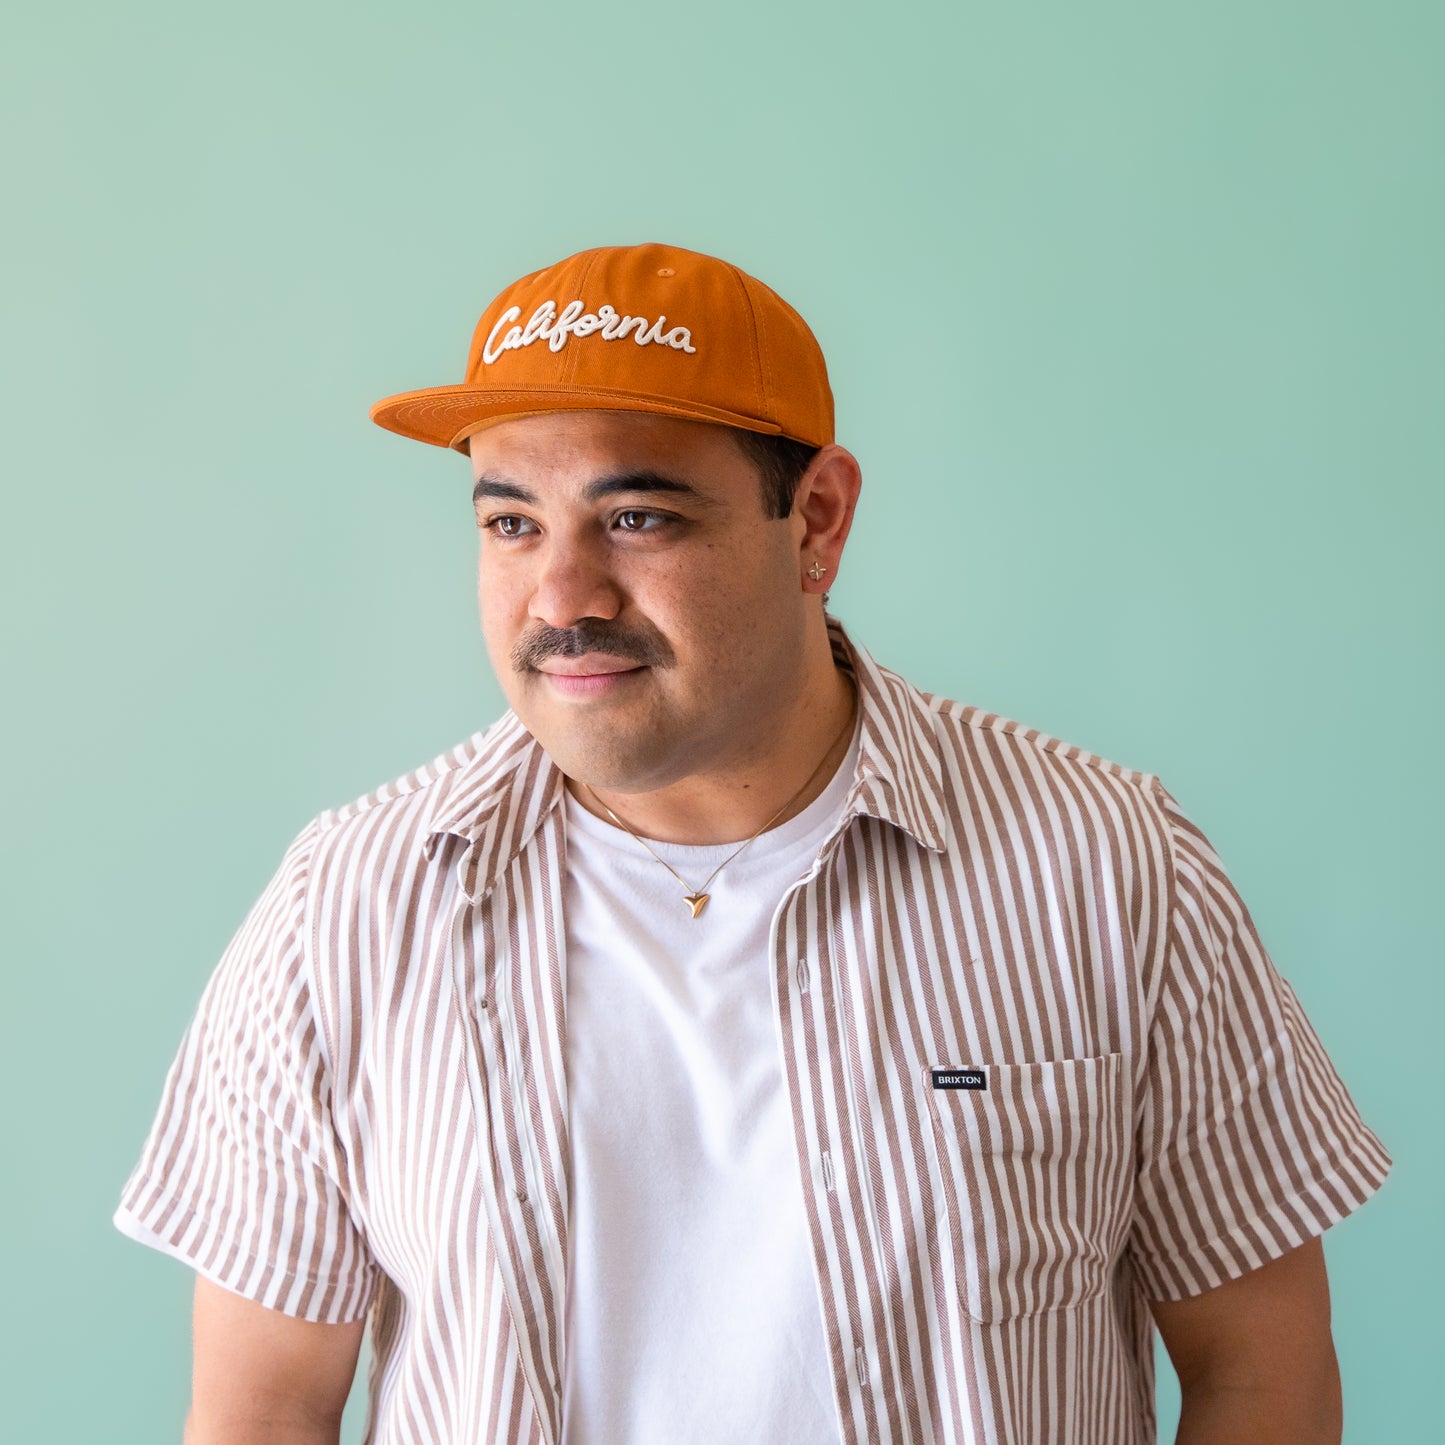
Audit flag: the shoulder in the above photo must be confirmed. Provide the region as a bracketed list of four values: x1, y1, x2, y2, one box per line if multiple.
[837, 621, 1175, 857]
[886, 668, 1178, 870]
[873, 644, 1161, 800]
[306, 710, 531, 863]
[316, 733, 481, 835]
[283, 714, 534, 1046]
[842, 621, 1155, 799]
[929, 689, 1158, 794]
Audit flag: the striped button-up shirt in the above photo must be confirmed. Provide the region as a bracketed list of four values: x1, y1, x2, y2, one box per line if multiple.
[115, 614, 1392, 1445]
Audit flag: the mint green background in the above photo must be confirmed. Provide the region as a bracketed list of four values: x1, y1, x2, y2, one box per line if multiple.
[2, 2, 1437, 1440]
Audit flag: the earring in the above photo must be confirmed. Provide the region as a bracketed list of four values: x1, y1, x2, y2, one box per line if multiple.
[807, 561, 827, 581]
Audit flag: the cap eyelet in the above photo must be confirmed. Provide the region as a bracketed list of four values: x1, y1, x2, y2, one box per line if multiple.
[657, 267, 676, 277]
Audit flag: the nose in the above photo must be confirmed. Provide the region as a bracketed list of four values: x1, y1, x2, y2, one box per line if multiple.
[526, 536, 624, 630]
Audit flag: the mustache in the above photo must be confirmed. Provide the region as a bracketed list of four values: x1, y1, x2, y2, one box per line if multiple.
[512, 619, 675, 673]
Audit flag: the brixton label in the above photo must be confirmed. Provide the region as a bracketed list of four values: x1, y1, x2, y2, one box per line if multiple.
[931, 1068, 987, 1090]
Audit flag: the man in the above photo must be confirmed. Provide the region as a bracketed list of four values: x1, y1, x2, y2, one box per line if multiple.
[116, 242, 1392, 1445]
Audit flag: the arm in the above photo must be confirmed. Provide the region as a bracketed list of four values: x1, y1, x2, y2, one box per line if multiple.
[1149, 1236, 1342, 1445]
[185, 1276, 366, 1445]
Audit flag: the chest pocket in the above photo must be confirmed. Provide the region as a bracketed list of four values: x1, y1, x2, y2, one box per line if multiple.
[923, 1051, 1132, 1321]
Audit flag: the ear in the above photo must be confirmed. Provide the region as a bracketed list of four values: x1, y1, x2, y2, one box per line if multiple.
[790, 445, 862, 599]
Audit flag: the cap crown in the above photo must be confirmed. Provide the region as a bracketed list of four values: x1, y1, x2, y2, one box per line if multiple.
[370, 242, 834, 452]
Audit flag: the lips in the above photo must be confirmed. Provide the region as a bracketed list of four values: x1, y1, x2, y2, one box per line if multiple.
[533, 653, 648, 701]
[536, 654, 645, 678]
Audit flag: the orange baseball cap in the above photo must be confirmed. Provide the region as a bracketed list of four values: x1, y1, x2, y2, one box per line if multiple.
[369, 241, 834, 453]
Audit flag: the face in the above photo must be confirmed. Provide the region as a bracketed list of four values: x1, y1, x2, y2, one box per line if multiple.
[469, 409, 813, 794]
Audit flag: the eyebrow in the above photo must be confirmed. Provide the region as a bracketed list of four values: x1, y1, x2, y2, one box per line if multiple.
[471, 469, 715, 508]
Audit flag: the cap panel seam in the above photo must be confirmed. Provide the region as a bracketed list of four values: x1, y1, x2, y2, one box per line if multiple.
[723, 265, 768, 420]
[762, 281, 830, 443]
[741, 273, 776, 425]
[561, 251, 603, 387]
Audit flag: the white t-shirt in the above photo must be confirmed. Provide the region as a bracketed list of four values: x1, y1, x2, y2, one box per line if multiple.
[558, 720, 862, 1445]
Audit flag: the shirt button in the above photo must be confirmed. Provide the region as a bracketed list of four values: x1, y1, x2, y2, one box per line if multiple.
[516, 1189, 527, 1203]
[478, 997, 489, 1009]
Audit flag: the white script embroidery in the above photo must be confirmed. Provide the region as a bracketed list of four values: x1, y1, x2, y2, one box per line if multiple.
[482, 300, 697, 364]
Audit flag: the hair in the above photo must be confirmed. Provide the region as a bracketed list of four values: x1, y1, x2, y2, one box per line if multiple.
[729, 427, 822, 520]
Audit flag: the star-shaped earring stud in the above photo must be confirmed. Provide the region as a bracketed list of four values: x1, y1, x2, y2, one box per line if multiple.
[808, 561, 827, 581]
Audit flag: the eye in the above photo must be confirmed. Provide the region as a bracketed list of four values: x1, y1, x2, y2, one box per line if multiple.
[614, 510, 669, 533]
[479, 514, 537, 540]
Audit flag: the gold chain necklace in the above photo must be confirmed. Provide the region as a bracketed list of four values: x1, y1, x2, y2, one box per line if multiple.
[580, 699, 857, 919]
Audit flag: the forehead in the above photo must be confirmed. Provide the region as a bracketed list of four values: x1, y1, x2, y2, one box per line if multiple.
[466, 407, 755, 497]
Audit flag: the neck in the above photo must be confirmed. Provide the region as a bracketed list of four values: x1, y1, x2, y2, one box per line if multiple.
[565, 661, 858, 847]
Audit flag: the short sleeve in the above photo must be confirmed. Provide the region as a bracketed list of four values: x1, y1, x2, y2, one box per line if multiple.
[113, 818, 377, 1323]
[1125, 780, 1393, 1302]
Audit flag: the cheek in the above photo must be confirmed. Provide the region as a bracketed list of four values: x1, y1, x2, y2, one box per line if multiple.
[475, 566, 525, 663]
[672, 549, 791, 656]
[476, 554, 525, 614]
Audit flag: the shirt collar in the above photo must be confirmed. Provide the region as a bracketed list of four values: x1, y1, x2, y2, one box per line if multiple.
[422, 614, 949, 901]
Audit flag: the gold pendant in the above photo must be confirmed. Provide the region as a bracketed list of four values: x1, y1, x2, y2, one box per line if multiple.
[683, 892, 710, 918]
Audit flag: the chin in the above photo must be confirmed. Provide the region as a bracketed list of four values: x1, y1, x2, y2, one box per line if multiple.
[520, 719, 661, 793]
[569, 754, 673, 797]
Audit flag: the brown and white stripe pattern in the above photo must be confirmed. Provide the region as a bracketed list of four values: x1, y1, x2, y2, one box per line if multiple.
[115, 614, 1392, 1444]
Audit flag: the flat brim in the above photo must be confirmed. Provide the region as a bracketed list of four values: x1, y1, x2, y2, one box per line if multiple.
[369, 381, 790, 453]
